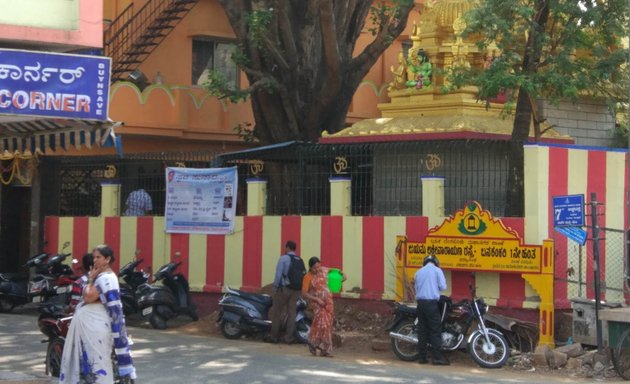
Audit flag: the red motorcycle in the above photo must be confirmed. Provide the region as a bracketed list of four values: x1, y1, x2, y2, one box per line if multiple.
[38, 312, 135, 383]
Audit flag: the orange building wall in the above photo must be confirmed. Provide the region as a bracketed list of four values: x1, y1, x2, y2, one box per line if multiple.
[104, 1, 424, 152]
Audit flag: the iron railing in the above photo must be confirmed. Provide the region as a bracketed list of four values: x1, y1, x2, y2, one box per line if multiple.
[42, 140, 513, 217]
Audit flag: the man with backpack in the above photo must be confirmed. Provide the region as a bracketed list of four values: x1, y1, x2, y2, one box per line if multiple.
[265, 240, 305, 344]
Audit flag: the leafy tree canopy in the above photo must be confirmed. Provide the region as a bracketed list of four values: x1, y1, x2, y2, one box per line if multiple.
[214, 0, 415, 145]
[449, 0, 628, 131]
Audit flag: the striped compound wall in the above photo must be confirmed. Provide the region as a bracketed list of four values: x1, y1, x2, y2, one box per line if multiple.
[524, 143, 629, 307]
[42, 143, 629, 310]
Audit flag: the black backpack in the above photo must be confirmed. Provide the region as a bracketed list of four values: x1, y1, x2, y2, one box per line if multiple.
[285, 254, 306, 290]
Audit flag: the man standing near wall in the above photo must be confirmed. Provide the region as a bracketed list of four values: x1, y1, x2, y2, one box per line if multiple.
[265, 240, 304, 344]
[415, 254, 449, 365]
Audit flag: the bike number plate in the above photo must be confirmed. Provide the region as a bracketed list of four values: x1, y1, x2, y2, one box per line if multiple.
[32, 295, 43, 303]
[142, 306, 153, 316]
[56, 286, 69, 294]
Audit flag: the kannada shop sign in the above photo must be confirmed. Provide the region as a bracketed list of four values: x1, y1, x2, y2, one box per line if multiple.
[403, 201, 542, 273]
[0, 49, 111, 120]
[165, 167, 238, 235]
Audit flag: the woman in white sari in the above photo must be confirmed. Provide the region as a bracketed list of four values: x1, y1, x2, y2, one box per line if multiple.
[60, 245, 136, 384]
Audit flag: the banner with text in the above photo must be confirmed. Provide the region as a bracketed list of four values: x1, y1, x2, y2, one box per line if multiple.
[0, 48, 111, 120]
[165, 167, 238, 235]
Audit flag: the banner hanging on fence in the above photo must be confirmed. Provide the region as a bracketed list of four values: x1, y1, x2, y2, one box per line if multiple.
[164, 166, 238, 235]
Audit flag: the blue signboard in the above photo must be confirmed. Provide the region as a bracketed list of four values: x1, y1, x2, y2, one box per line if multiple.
[552, 194, 585, 227]
[554, 226, 588, 245]
[0, 48, 111, 121]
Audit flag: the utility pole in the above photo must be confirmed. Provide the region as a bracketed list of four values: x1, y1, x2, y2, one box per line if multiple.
[590, 192, 603, 351]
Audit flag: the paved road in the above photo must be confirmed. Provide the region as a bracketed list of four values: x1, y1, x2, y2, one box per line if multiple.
[0, 311, 615, 384]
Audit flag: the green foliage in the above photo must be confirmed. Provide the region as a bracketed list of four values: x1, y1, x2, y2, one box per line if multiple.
[202, 69, 249, 104]
[233, 122, 257, 143]
[246, 9, 273, 48]
[368, 0, 414, 36]
[449, 0, 629, 107]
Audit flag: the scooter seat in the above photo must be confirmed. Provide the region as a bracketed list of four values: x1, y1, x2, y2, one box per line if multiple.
[0, 273, 27, 282]
[237, 291, 272, 306]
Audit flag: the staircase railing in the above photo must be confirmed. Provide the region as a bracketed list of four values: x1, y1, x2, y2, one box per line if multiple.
[103, 0, 198, 80]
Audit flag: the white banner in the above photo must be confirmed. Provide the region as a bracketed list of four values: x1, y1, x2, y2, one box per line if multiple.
[164, 167, 238, 235]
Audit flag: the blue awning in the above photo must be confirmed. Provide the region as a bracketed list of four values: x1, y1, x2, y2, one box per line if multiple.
[0, 117, 119, 153]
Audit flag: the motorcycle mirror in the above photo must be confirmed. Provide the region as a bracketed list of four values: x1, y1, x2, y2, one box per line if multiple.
[135, 249, 141, 257]
[62, 241, 70, 249]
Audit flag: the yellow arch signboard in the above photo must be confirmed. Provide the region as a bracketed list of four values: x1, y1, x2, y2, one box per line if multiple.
[397, 201, 555, 347]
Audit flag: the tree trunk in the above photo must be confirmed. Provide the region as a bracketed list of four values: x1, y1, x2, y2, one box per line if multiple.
[218, 0, 414, 146]
[505, 0, 550, 217]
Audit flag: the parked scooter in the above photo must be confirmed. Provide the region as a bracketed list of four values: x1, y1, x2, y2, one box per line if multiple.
[0, 242, 72, 312]
[118, 256, 150, 316]
[29, 242, 74, 307]
[217, 286, 311, 344]
[0, 250, 48, 312]
[136, 261, 198, 329]
[388, 291, 510, 368]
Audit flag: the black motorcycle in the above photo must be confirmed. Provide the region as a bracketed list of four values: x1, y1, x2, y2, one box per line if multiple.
[136, 261, 198, 329]
[0, 242, 72, 312]
[118, 258, 150, 316]
[0, 251, 48, 312]
[388, 294, 510, 368]
[217, 286, 311, 344]
[29, 243, 74, 308]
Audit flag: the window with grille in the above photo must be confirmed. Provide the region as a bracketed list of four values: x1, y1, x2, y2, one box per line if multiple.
[192, 38, 238, 88]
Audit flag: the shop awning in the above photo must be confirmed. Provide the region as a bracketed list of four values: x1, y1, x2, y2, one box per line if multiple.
[0, 116, 120, 153]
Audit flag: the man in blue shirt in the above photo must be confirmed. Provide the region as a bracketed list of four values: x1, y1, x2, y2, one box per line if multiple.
[265, 240, 302, 344]
[414, 254, 449, 365]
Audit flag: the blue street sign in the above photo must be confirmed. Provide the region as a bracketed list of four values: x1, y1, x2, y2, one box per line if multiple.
[552, 194, 585, 227]
[554, 226, 588, 245]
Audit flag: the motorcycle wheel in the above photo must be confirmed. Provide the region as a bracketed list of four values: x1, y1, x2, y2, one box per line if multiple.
[390, 321, 419, 361]
[0, 297, 14, 313]
[468, 329, 510, 368]
[149, 312, 168, 330]
[46, 337, 65, 377]
[221, 321, 243, 340]
[294, 317, 312, 344]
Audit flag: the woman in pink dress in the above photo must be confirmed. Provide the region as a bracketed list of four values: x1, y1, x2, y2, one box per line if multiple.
[301, 256, 346, 357]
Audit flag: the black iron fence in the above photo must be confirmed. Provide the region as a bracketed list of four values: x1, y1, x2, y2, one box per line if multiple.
[42, 140, 513, 217]
[40, 151, 218, 217]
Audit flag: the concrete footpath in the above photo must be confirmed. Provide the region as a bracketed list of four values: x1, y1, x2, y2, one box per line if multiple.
[0, 371, 50, 384]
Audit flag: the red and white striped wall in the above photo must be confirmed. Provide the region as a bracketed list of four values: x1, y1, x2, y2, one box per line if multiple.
[524, 143, 628, 307]
[42, 143, 629, 310]
[43, 214, 541, 307]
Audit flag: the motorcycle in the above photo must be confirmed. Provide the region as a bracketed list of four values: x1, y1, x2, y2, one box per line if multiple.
[0, 250, 48, 312]
[118, 257, 150, 316]
[0, 242, 72, 312]
[217, 286, 311, 344]
[38, 312, 134, 383]
[388, 294, 510, 368]
[29, 242, 74, 307]
[136, 261, 198, 329]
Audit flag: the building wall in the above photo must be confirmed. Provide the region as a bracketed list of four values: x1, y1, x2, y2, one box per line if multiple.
[42, 144, 629, 310]
[0, 0, 103, 49]
[542, 99, 616, 148]
[105, 0, 421, 149]
[524, 143, 628, 307]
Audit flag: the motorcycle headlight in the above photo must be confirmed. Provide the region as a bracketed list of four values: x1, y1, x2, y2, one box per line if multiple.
[475, 298, 487, 316]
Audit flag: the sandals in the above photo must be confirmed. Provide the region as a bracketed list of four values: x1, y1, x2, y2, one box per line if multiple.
[308, 343, 318, 356]
[319, 350, 333, 358]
